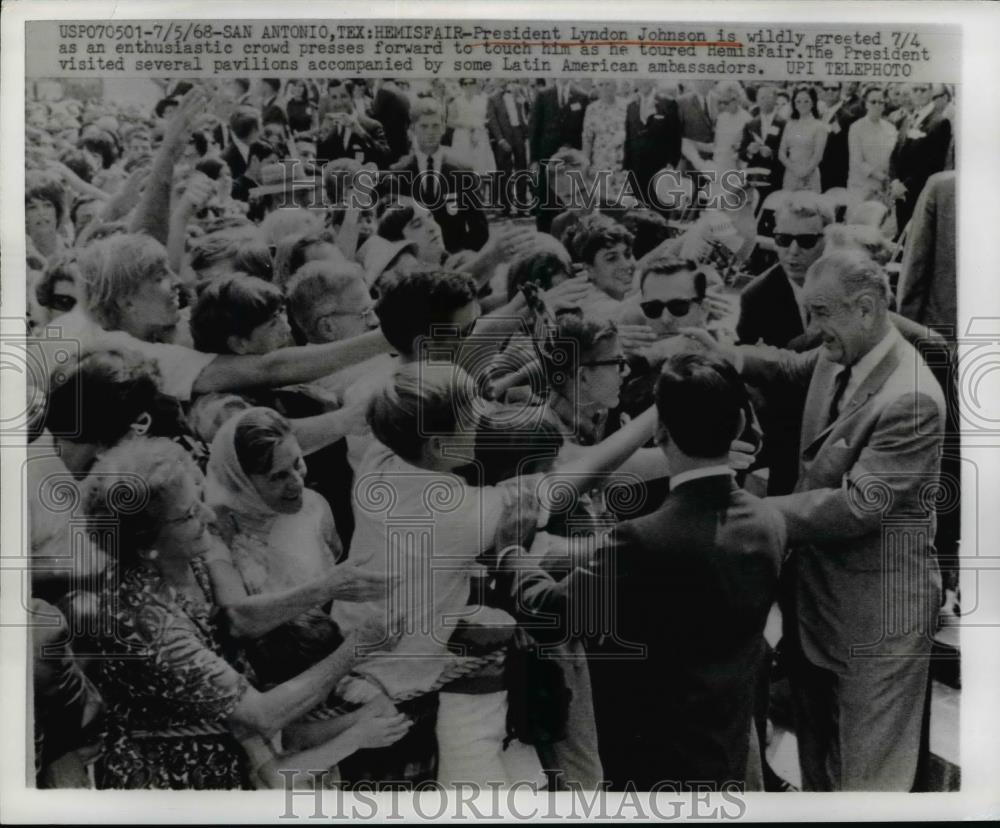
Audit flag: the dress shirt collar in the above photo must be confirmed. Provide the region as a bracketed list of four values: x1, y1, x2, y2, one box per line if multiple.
[231, 133, 250, 162]
[914, 101, 936, 125]
[671, 465, 735, 491]
[841, 324, 900, 404]
[415, 147, 444, 172]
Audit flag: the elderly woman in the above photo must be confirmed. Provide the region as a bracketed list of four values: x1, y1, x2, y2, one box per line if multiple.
[204, 407, 389, 686]
[83, 438, 408, 789]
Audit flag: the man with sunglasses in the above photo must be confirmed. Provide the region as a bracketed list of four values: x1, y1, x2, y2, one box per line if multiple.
[889, 83, 953, 234]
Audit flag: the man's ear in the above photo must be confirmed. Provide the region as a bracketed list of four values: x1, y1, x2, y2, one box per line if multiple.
[130, 412, 152, 437]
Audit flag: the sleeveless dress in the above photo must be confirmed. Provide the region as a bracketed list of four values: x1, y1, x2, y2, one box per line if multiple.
[781, 118, 823, 192]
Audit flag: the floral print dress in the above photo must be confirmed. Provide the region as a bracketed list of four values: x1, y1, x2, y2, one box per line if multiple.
[94, 561, 254, 789]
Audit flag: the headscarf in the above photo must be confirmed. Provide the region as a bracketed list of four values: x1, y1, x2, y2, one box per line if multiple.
[205, 406, 281, 519]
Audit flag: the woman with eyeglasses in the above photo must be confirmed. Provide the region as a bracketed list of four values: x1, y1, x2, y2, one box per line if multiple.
[847, 86, 898, 205]
[83, 437, 409, 789]
[778, 85, 827, 193]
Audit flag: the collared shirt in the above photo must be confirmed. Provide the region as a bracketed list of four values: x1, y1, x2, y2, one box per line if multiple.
[670, 465, 736, 491]
[911, 101, 936, 130]
[639, 92, 657, 124]
[556, 81, 571, 108]
[414, 147, 445, 173]
[836, 325, 900, 416]
[503, 92, 522, 128]
[758, 109, 775, 138]
[786, 273, 809, 329]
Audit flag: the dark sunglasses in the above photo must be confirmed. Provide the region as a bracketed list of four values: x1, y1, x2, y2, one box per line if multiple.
[581, 355, 630, 375]
[822, 85, 840, 92]
[640, 296, 704, 319]
[48, 294, 77, 313]
[774, 232, 823, 250]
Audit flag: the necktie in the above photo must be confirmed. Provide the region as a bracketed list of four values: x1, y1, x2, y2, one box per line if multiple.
[422, 154, 436, 204]
[826, 365, 852, 428]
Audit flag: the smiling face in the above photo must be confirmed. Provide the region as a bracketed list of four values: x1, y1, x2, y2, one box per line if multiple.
[248, 435, 307, 514]
[774, 210, 826, 284]
[153, 471, 216, 561]
[803, 270, 870, 366]
[589, 242, 635, 301]
[26, 197, 58, 239]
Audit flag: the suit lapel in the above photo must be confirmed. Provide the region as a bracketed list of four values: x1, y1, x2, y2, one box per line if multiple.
[802, 339, 904, 456]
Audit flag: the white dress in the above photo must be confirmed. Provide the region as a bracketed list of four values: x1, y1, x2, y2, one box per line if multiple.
[449, 93, 497, 174]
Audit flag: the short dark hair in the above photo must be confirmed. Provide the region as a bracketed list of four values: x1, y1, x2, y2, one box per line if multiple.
[45, 348, 161, 446]
[59, 149, 94, 183]
[248, 140, 277, 163]
[195, 157, 227, 181]
[471, 412, 563, 486]
[35, 254, 80, 310]
[506, 248, 573, 302]
[638, 255, 706, 294]
[377, 202, 416, 242]
[154, 97, 179, 119]
[260, 78, 282, 95]
[619, 209, 672, 260]
[566, 214, 633, 265]
[25, 171, 66, 226]
[234, 407, 293, 476]
[190, 274, 285, 354]
[375, 269, 478, 356]
[654, 353, 748, 458]
[79, 132, 117, 169]
[229, 106, 261, 141]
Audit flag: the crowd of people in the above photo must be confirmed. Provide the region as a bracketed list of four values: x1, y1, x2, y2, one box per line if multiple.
[24, 73, 957, 794]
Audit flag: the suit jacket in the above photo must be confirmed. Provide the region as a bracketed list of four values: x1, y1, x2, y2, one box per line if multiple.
[529, 86, 590, 163]
[819, 99, 864, 191]
[589, 474, 785, 789]
[260, 96, 288, 129]
[742, 333, 945, 674]
[738, 114, 786, 192]
[737, 265, 806, 349]
[676, 92, 716, 145]
[897, 171, 956, 336]
[388, 153, 489, 253]
[371, 84, 411, 163]
[486, 91, 529, 168]
[890, 108, 952, 217]
[623, 97, 682, 196]
[317, 114, 390, 167]
[222, 142, 249, 181]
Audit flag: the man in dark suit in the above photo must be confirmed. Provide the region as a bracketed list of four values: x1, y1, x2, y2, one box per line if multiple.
[889, 83, 953, 233]
[256, 77, 288, 128]
[486, 81, 531, 215]
[370, 78, 411, 164]
[818, 81, 864, 192]
[589, 353, 786, 791]
[530, 80, 590, 232]
[739, 84, 786, 198]
[711, 249, 946, 791]
[623, 79, 682, 208]
[316, 80, 390, 168]
[222, 106, 261, 181]
[387, 98, 489, 253]
[676, 79, 717, 171]
[738, 192, 833, 495]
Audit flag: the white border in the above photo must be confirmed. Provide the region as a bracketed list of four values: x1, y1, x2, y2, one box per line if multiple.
[3, 1, 1000, 822]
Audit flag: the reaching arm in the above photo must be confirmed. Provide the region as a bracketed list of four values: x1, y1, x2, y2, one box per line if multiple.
[192, 330, 391, 394]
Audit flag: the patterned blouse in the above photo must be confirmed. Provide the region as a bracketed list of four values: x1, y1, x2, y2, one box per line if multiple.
[582, 98, 628, 178]
[94, 561, 253, 789]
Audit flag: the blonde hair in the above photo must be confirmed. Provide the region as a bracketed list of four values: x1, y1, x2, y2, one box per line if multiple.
[77, 233, 171, 330]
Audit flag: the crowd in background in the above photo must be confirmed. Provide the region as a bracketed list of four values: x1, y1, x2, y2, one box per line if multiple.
[24, 73, 958, 793]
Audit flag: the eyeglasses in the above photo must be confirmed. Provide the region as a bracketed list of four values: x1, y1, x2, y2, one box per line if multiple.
[822, 85, 840, 92]
[640, 296, 704, 318]
[581, 355, 630, 375]
[867, 99, 885, 105]
[773, 233, 823, 250]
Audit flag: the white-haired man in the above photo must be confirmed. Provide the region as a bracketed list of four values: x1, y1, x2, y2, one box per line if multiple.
[690, 249, 946, 790]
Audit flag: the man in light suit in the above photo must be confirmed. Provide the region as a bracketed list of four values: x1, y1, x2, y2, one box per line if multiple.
[589, 353, 786, 790]
[701, 249, 945, 790]
[738, 84, 786, 199]
[676, 79, 717, 172]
